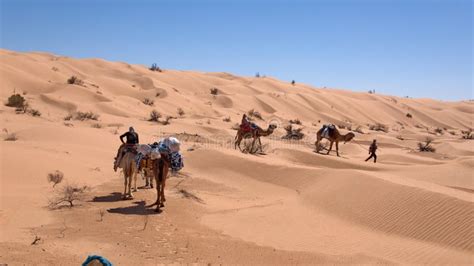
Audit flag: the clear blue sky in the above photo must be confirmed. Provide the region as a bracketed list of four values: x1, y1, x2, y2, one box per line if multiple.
[1, 0, 472, 100]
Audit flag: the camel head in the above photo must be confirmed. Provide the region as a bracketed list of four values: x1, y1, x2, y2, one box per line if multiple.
[268, 124, 277, 132]
[343, 132, 355, 143]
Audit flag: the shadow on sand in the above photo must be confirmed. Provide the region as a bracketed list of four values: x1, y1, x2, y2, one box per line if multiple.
[107, 200, 157, 215]
[92, 192, 123, 202]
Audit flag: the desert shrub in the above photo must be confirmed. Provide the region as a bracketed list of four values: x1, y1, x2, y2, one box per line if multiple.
[449, 131, 456, 136]
[142, 98, 154, 106]
[289, 119, 302, 125]
[369, 123, 388, 133]
[149, 63, 162, 72]
[223, 116, 231, 122]
[64, 114, 73, 121]
[461, 129, 473, 139]
[434, 128, 443, 135]
[3, 129, 17, 141]
[91, 123, 102, 129]
[282, 124, 304, 140]
[67, 76, 83, 86]
[6, 93, 26, 108]
[406, 113, 412, 118]
[396, 135, 404, 140]
[162, 116, 172, 125]
[47, 170, 64, 188]
[49, 184, 90, 208]
[247, 109, 263, 120]
[418, 138, 436, 152]
[155, 92, 161, 97]
[210, 88, 219, 95]
[148, 110, 162, 122]
[28, 108, 41, 117]
[74, 111, 99, 121]
[177, 108, 185, 117]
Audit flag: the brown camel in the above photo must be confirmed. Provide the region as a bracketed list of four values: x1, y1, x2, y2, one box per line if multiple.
[315, 126, 355, 157]
[234, 124, 277, 153]
[119, 151, 138, 199]
[152, 155, 170, 213]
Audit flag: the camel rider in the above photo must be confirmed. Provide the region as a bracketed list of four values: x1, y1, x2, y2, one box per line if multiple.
[114, 127, 139, 171]
[240, 114, 257, 132]
[157, 137, 184, 172]
[322, 124, 336, 138]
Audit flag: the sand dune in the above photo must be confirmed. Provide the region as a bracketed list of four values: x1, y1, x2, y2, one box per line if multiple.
[0, 49, 472, 264]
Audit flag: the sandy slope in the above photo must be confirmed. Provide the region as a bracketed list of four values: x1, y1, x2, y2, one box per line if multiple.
[0, 49, 473, 265]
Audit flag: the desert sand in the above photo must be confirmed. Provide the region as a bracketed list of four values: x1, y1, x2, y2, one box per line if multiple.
[0, 49, 473, 265]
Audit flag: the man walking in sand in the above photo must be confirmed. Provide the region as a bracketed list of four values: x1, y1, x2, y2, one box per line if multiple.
[365, 139, 378, 163]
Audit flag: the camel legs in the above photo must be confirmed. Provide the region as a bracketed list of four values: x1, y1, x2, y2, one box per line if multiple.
[327, 141, 334, 155]
[132, 169, 138, 192]
[234, 131, 243, 149]
[123, 175, 128, 199]
[336, 141, 340, 157]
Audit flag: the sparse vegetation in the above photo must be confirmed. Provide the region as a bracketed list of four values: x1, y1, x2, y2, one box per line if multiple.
[162, 116, 172, 125]
[49, 184, 90, 208]
[67, 76, 83, 86]
[3, 128, 17, 141]
[142, 98, 154, 106]
[210, 88, 219, 95]
[406, 113, 412, 118]
[461, 129, 473, 139]
[282, 124, 304, 140]
[28, 108, 41, 117]
[289, 119, 302, 125]
[369, 123, 389, 133]
[396, 135, 404, 140]
[177, 107, 185, 117]
[418, 137, 436, 152]
[434, 128, 443, 135]
[64, 114, 73, 121]
[247, 109, 263, 120]
[74, 111, 99, 121]
[155, 92, 161, 97]
[223, 116, 231, 122]
[148, 110, 162, 122]
[149, 63, 162, 72]
[91, 123, 102, 129]
[47, 170, 64, 188]
[6, 93, 26, 108]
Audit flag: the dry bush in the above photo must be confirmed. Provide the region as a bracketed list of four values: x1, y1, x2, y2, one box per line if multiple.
[64, 114, 73, 121]
[91, 123, 102, 129]
[406, 113, 412, 118]
[369, 123, 388, 133]
[155, 92, 161, 97]
[74, 111, 99, 121]
[396, 135, 404, 140]
[6, 93, 26, 108]
[67, 76, 83, 86]
[418, 137, 436, 152]
[28, 108, 41, 117]
[149, 63, 162, 72]
[148, 110, 162, 122]
[449, 131, 456, 136]
[282, 124, 304, 140]
[247, 109, 263, 120]
[461, 129, 473, 139]
[142, 98, 154, 106]
[223, 116, 231, 122]
[177, 107, 185, 117]
[47, 170, 64, 188]
[289, 119, 302, 125]
[434, 128, 443, 135]
[3, 128, 17, 141]
[162, 116, 172, 125]
[49, 184, 90, 208]
[210, 88, 219, 95]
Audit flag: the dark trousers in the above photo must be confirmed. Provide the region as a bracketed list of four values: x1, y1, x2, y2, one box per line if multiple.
[365, 153, 377, 163]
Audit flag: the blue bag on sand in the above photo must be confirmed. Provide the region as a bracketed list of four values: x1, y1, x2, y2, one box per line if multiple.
[82, 255, 113, 266]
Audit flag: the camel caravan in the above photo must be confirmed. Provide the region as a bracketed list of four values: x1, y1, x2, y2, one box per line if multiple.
[112, 117, 357, 213]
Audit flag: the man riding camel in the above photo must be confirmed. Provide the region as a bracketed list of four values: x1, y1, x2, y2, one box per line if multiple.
[240, 114, 258, 133]
[114, 127, 139, 171]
